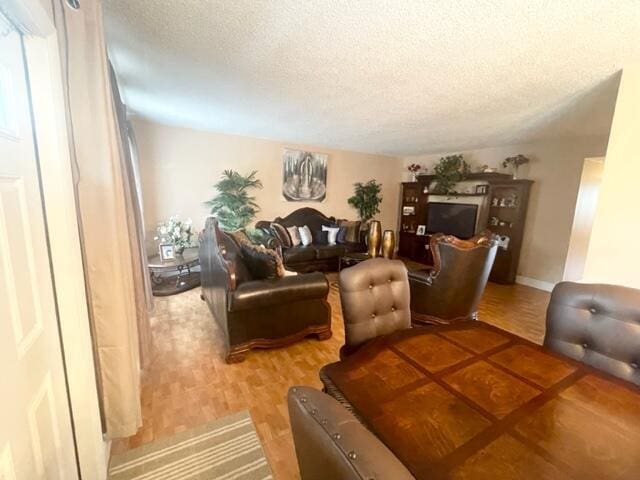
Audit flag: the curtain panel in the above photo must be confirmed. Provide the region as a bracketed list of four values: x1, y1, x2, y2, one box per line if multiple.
[52, 0, 149, 438]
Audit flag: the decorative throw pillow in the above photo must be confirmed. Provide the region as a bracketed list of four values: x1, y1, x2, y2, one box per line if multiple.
[336, 226, 348, 244]
[287, 226, 301, 246]
[231, 231, 285, 279]
[298, 225, 313, 246]
[338, 220, 361, 243]
[312, 229, 329, 245]
[322, 225, 340, 245]
[270, 222, 292, 248]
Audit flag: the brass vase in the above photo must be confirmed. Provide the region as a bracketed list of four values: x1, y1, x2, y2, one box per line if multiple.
[382, 230, 395, 259]
[367, 220, 382, 257]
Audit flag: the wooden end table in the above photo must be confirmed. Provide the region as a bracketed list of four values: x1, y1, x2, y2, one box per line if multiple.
[148, 247, 200, 296]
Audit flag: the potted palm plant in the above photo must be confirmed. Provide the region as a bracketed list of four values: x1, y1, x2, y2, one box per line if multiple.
[205, 170, 263, 231]
[348, 180, 384, 256]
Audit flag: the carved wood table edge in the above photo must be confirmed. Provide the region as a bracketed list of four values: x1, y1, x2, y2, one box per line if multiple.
[321, 321, 640, 480]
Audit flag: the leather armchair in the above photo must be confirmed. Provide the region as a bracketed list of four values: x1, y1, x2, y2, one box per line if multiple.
[544, 281, 640, 386]
[200, 218, 332, 363]
[339, 258, 411, 358]
[409, 232, 498, 325]
[287, 386, 415, 480]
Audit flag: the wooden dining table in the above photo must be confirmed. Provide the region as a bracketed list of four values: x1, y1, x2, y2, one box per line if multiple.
[321, 321, 640, 479]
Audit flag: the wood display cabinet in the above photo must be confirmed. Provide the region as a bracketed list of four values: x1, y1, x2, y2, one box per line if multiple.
[397, 174, 533, 284]
[487, 179, 533, 284]
[398, 182, 432, 264]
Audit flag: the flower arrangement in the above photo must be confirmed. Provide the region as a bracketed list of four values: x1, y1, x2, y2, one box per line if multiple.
[502, 155, 530, 179]
[154, 216, 196, 255]
[407, 163, 422, 174]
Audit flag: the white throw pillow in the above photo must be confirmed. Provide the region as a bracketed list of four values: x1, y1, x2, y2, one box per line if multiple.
[298, 225, 313, 246]
[287, 226, 301, 246]
[322, 225, 340, 245]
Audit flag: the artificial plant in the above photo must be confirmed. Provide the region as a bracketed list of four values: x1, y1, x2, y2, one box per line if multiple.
[205, 170, 263, 231]
[348, 180, 383, 223]
[502, 154, 530, 178]
[433, 154, 470, 194]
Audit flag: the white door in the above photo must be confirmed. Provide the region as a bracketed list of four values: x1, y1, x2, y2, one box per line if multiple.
[0, 15, 79, 480]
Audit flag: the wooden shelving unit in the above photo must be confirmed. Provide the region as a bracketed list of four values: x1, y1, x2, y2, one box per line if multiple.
[398, 173, 533, 284]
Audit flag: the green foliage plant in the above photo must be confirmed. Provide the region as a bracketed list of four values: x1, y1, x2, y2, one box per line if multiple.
[348, 180, 383, 223]
[205, 170, 263, 231]
[433, 154, 470, 194]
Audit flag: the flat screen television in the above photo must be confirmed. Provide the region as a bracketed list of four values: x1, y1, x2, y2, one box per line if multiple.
[426, 202, 478, 239]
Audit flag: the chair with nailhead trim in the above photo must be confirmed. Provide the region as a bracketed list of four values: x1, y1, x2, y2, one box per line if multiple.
[287, 386, 415, 480]
[338, 257, 411, 359]
[544, 281, 640, 386]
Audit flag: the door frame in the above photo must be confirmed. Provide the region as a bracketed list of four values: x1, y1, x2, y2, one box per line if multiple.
[3, 0, 109, 477]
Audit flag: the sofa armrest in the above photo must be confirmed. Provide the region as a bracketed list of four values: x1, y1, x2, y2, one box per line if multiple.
[408, 267, 436, 286]
[288, 386, 415, 480]
[229, 272, 329, 311]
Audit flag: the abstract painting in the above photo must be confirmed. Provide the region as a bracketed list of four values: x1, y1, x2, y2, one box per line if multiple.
[282, 149, 327, 202]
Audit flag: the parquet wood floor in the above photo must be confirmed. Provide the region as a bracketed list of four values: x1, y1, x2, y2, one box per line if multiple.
[112, 268, 550, 479]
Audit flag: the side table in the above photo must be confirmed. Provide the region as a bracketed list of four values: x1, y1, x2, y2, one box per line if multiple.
[148, 247, 200, 296]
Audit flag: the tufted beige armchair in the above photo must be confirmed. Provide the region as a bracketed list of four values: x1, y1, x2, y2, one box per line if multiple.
[338, 258, 411, 358]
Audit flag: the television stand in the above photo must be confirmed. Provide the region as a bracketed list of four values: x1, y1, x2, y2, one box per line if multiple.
[398, 174, 532, 283]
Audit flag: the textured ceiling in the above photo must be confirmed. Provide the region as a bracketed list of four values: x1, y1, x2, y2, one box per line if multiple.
[104, 0, 639, 156]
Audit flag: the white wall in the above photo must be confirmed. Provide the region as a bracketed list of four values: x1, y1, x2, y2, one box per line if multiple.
[133, 118, 402, 249]
[404, 137, 609, 285]
[584, 67, 640, 289]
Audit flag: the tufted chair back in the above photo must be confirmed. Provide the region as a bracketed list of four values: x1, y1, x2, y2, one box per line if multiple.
[339, 258, 411, 357]
[544, 281, 640, 386]
[288, 386, 415, 480]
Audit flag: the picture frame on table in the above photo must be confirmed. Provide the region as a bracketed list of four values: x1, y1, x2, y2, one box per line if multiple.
[416, 225, 426, 236]
[159, 243, 175, 261]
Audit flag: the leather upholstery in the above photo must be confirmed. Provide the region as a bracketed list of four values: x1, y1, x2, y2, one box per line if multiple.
[544, 281, 640, 386]
[256, 208, 366, 272]
[316, 244, 346, 259]
[199, 217, 332, 362]
[287, 386, 415, 480]
[230, 273, 329, 311]
[339, 258, 411, 357]
[409, 232, 498, 324]
[283, 246, 317, 263]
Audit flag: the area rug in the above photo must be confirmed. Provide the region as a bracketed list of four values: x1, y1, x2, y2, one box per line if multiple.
[109, 411, 272, 480]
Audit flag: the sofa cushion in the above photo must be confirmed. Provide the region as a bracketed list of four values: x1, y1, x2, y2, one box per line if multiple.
[287, 226, 301, 246]
[338, 220, 361, 243]
[315, 244, 346, 260]
[229, 272, 329, 311]
[299, 225, 313, 246]
[271, 222, 292, 248]
[231, 231, 285, 279]
[312, 229, 329, 245]
[284, 246, 317, 263]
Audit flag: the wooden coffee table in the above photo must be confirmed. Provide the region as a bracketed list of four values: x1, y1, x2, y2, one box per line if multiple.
[321, 322, 640, 479]
[338, 252, 371, 271]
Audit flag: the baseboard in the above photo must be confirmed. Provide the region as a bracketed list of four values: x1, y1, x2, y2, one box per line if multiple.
[515, 275, 555, 292]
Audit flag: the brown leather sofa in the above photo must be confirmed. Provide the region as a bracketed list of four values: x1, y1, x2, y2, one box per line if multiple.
[288, 386, 415, 480]
[544, 281, 640, 386]
[256, 208, 366, 272]
[338, 258, 411, 358]
[199, 217, 332, 363]
[409, 232, 498, 324]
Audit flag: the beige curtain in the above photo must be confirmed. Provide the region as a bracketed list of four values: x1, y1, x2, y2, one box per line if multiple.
[52, 0, 150, 438]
